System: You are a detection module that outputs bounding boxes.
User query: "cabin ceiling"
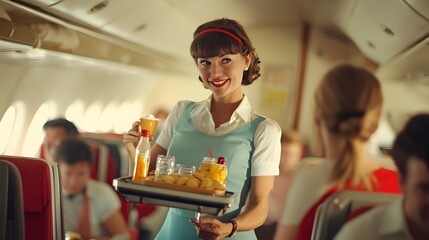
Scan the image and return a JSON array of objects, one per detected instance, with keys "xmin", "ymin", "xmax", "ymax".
[
  {"xmin": 1, "ymin": 0, "xmax": 429, "ymax": 80},
  {"xmin": 4, "ymin": 0, "xmax": 354, "ymax": 62}
]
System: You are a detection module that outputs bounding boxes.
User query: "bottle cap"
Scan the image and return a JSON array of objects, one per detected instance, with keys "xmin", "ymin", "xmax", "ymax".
[
  {"xmin": 141, "ymin": 129, "xmax": 150, "ymax": 137},
  {"xmin": 217, "ymin": 156, "xmax": 226, "ymax": 164}
]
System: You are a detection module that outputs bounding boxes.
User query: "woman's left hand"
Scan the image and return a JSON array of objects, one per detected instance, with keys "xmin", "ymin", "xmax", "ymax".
[{"xmin": 189, "ymin": 218, "xmax": 232, "ymax": 240}]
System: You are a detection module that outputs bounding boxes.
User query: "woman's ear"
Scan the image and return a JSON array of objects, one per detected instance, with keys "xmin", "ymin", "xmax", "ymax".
[{"xmin": 244, "ymin": 54, "xmax": 252, "ymax": 70}]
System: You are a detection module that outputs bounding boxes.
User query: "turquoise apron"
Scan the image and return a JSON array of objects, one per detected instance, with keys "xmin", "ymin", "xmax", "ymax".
[{"xmin": 155, "ymin": 102, "xmax": 264, "ymax": 240}]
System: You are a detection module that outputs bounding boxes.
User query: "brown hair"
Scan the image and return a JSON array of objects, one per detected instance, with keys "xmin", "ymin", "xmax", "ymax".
[
  {"xmin": 315, "ymin": 64, "xmax": 382, "ymax": 188},
  {"xmin": 190, "ymin": 18, "xmax": 261, "ymax": 85},
  {"xmin": 392, "ymin": 114, "xmax": 429, "ymax": 180}
]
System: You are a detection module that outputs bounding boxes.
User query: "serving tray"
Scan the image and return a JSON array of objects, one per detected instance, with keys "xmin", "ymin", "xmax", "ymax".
[
  {"xmin": 113, "ymin": 176, "xmax": 235, "ymax": 216},
  {"xmin": 140, "ymin": 178, "xmax": 226, "ymax": 196}
]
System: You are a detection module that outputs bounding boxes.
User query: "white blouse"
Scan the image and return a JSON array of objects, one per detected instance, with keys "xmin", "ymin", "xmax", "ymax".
[{"xmin": 156, "ymin": 95, "xmax": 282, "ymax": 176}]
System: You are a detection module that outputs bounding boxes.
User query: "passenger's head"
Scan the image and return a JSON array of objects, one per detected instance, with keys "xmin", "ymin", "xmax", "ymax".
[
  {"xmin": 392, "ymin": 114, "xmax": 429, "ymax": 227},
  {"xmin": 190, "ymin": 18, "xmax": 261, "ymax": 85},
  {"xmin": 42, "ymin": 118, "xmax": 79, "ymax": 161},
  {"xmin": 154, "ymin": 108, "xmax": 169, "ymax": 120},
  {"xmin": 280, "ymin": 130, "xmax": 303, "ymax": 174},
  {"xmin": 53, "ymin": 139, "xmax": 92, "ymax": 196},
  {"xmin": 315, "ymin": 64, "xmax": 383, "ymax": 186},
  {"xmin": 315, "ymin": 64, "xmax": 382, "ymax": 140}
]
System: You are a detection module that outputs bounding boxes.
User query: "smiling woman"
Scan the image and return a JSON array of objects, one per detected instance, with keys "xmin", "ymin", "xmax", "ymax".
[
  {"xmin": 1, "ymin": 1, "xmax": 429, "ymax": 239},
  {"xmin": 123, "ymin": 18, "xmax": 282, "ymax": 240}
]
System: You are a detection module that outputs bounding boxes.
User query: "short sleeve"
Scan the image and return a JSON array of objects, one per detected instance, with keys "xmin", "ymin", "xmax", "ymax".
[
  {"xmin": 97, "ymin": 184, "xmax": 121, "ymax": 222},
  {"xmin": 156, "ymin": 101, "xmax": 190, "ymax": 149},
  {"xmin": 251, "ymin": 118, "xmax": 281, "ymax": 176}
]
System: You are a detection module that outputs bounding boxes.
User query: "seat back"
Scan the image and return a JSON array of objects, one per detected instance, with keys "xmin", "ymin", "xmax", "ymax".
[
  {"xmin": 0, "ymin": 155, "xmax": 64, "ymax": 240},
  {"xmin": 311, "ymin": 191, "xmax": 402, "ymax": 240},
  {"xmin": 0, "ymin": 160, "xmax": 25, "ymax": 240}
]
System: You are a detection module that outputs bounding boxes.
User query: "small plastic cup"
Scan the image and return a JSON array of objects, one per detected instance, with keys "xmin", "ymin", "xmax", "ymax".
[{"xmin": 140, "ymin": 114, "xmax": 159, "ymax": 140}]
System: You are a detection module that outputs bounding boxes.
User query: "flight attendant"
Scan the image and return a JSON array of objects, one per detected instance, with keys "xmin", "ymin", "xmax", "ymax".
[{"xmin": 124, "ymin": 18, "xmax": 281, "ymax": 240}]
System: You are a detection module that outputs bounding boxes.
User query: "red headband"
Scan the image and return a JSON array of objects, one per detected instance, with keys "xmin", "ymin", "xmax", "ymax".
[{"xmin": 197, "ymin": 28, "xmax": 244, "ymax": 46}]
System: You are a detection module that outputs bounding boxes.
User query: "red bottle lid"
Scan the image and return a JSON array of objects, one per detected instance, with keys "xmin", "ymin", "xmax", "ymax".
[
  {"xmin": 217, "ymin": 156, "xmax": 226, "ymax": 164},
  {"xmin": 141, "ymin": 129, "xmax": 150, "ymax": 137}
]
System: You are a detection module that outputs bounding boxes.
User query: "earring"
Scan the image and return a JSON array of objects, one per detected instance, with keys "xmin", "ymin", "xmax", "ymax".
[{"xmin": 244, "ymin": 67, "xmax": 249, "ymax": 71}]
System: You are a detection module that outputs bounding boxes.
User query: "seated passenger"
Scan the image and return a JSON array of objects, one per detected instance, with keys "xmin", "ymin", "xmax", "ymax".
[
  {"xmin": 53, "ymin": 139, "xmax": 129, "ymax": 240},
  {"xmin": 274, "ymin": 64, "xmax": 402, "ymax": 240},
  {"xmin": 335, "ymin": 114, "xmax": 429, "ymax": 240},
  {"xmin": 40, "ymin": 117, "xmax": 117, "ymax": 185},
  {"xmin": 41, "ymin": 118, "xmax": 79, "ymax": 161}
]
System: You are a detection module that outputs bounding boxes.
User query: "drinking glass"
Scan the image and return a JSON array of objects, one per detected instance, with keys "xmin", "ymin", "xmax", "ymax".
[
  {"xmin": 174, "ymin": 164, "xmax": 196, "ymax": 175},
  {"xmin": 154, "ymin": 155, "xmax": 175, "ymax": 180}
]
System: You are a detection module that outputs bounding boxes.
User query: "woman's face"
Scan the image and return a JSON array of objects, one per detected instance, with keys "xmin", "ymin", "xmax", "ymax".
[{"xmin": 197, "ymin": 53, "xmax": 250, "ymax": 101}]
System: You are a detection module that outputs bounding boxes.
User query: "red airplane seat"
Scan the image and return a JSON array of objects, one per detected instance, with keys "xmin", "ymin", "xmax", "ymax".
[
  {"xmin": 136, "ymin": 204, "xmax": 157, "ymax": 218},
  {"xmin": 87, "ymin": 142, "xmax": 116, "ymax": 185},
  {"xmin": 0, "ymin": 156, "xmax": 63, "ymax": 240}
]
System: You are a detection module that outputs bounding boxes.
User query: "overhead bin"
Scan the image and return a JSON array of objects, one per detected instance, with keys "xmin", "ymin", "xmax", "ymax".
[
  {"xmin": 404, "ymin": 0, "xmax": 429, "ymax": 20},
  {"xmin": 377, "ymin": 35, "xmax": 429, "ymax": 82},
  {"xmin": 18, "ymin": 0, "xmax": 138, "ymax": 28},
  {"xmin": 0, "ymin": 16, "xmax": 38, "ymax": 52},
  {"xmin": 346, "ymin": 0, "xmax": 429, "ymax": 64},
  {"xmin": 16, "ymin": 0, "xmax": 62, "ymax": 7},
  {"xmin": 0, "ymin": 0, "xmax": 192, "ymax": 74},
  {"xmin": 100, "ymin": 0, "xmax": 193, "ymax": 62}
]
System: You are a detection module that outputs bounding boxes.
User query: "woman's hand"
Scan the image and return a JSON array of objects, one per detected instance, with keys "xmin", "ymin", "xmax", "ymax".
[
  {"xmin": 123, "ymin": 121, "xmax": 140, "ymax": 160},
  {"xmin": 189, "ymin": 218, "xmax": 232, "ymax": 240}
]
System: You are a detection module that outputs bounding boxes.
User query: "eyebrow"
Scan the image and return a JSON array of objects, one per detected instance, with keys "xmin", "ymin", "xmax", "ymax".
[{"xmin": 198, "ymin": 53, "xmax": 230, "ymax": 60}]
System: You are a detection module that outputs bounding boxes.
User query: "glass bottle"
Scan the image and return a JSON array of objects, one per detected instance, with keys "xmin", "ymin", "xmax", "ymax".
[
  {"xmin": 132, "ymin": 129, "xmax": 151, "ymax": 182},
  {"xmin": 198, "ymin": 157, "xmax": 216, "ymax": 178}
]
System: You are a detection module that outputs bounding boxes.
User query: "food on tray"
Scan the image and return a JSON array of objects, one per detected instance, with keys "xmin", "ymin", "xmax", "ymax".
[{"xmin": 143, "ymin": 172, "xmax": 226, "ymax": 191}]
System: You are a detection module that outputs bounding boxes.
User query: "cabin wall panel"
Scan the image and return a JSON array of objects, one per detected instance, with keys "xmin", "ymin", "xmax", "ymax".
[
  {"xmin": 298, "ymin": 28, "xmax": 364, "ymax": 156},
  {"xmin": 383, "ymin": 83, "xmax": 429, "ymax": 132},
  {"xmin": 246, "ymin": 24, "xmax": 301, "ymax": 131},
  {"xmin": 0, "ymin": 64, "xmax": 27, "ymax": 117},
  {"xmin": 145, "ymin": 74, "xmax": 210, "ymax": 115}
]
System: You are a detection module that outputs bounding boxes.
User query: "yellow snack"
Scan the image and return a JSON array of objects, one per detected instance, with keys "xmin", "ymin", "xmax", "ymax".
[
  {"xmin": 145, "ymin": 176, "xmax": 155, "ymax": 181},
  {"xmin": 200, "ymin": 178, "xmax": 214, "ymax": 189},
  {"xmin": 186, "ymin": 178, "xmax": 200, "ymax": 188},
  {"xmin": 193, "ymin": 172, "xmax": 205, "ymax": 181},
  {"xmin": 213, "ymin": 180, "xmax": 226, "ymax": 191},
  {"xmin": 176, "ymin": 176, "xmax": 189, "ymax": 185},
  {"xmin": 162, "ymin": 175, "xmax": 175, "ymax": 184},
  {"xmin": 170, "ymin": 174, "xmax": 182, "ymax": 181}
]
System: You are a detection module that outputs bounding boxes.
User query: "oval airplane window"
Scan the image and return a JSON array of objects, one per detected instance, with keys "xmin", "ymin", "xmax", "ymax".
[
  {"xmin": 0, "ymin": 106, "xmax": 16, "ymax": 154},
  {"xmin": 0, "ymin": 101, "xmax": 26, "ymax": 155},
  {"xmin": 113, "ymin": 100, "xmax": 143, "ymax": 134},
  {"xmin": 21, "ymin": 101, "xmax": 57, "ymax": 157},
  {"xmin": 81, "ymin": 102, "xmax": 102, "ymax": 133},
  {"xmin": 65, "ymin": 99, "xmax": 85, "ymax": 130},
  {"xmin": 98, "ymin": 102, "xmax": 118, "ymax": 132}
]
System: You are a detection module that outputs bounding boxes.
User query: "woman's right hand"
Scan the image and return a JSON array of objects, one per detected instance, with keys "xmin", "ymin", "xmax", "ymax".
[{"xmin": 123, "ymin": 121, "xmax": 140, "ymax": 160}]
